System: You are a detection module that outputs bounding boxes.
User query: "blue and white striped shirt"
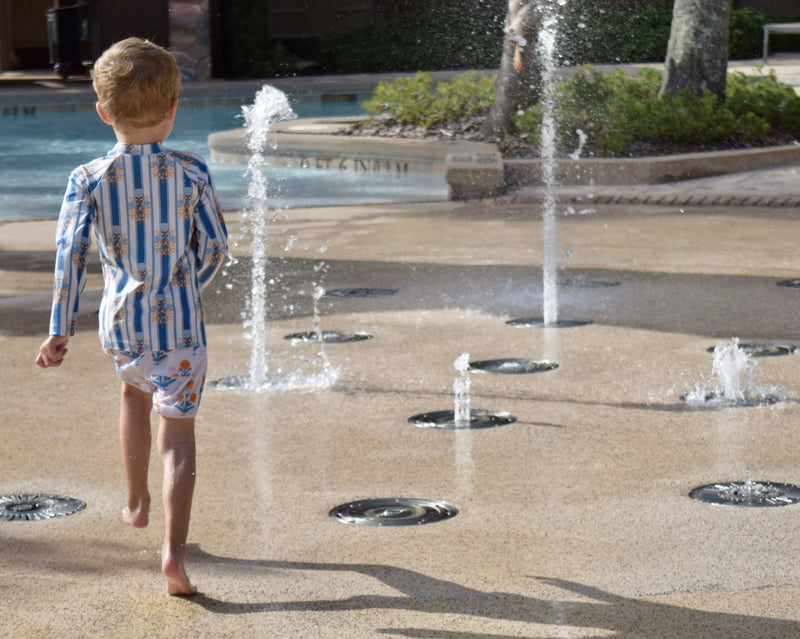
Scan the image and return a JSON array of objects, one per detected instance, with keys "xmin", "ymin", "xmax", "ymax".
[{"xmin": 49, "ymin": 142, "xmax": 228, "ymax": 354}]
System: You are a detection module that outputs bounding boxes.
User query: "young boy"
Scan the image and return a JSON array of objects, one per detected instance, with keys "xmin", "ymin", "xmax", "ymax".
[{"xmin": 36, "ymin": 37, "xmax": 227, "ymax": 597}]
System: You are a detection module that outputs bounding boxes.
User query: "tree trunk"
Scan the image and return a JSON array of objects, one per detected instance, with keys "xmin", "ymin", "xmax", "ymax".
[
  {"xmin": 480, "ymin": 0, "xmax": 549, "ymax": 139},
  {"xmin": 660, "ymin": 0, "xmax": 732, "ymax": 101}
]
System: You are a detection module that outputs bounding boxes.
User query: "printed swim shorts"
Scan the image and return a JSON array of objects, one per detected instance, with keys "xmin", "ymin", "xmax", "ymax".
[{"xmin": 105, "ymin": 346, "xmax": 207, "ymax": 418}]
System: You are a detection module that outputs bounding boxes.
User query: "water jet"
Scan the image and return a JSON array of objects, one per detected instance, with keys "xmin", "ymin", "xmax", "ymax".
[
  {"xmin": 683, "ymin": 338, "xmax": 793, "ymax": 408},
  {"xmin": 408, "ymin": 353, "xmax": 517, "ymax": 429}
]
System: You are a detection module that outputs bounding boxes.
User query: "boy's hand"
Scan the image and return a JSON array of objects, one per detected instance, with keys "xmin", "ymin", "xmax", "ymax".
[{"xmin": 36, "ymin": 335, "xmax": 69, "ymax": 368}]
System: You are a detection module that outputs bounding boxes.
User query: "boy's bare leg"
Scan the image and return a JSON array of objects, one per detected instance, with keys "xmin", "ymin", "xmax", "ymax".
[
  {"xmin": 119, "ymin": 382, "xmax": 152, "ymax": 528},
  {"xmin": 158, "ymin": 415, "xmax": 197, "ymax": 596}
]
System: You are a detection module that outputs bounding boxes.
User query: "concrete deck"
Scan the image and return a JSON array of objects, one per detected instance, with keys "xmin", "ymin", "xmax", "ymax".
[
  {"xmin": 4, "ymin": 193, "xmax": 800, "ymax": 637},
  {"xmin": 2, "ymin": 57, "xmax": 800, "ymax": 639}
]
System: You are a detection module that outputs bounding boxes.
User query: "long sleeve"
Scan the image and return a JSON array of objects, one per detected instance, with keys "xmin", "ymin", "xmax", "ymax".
[
  {"xmin": 49, "ymin": 168, "xmax": 95, "ymax": 336},
  {"xmin": 193, "ymin": 173, "xmax": 227, "ymax": 289}
]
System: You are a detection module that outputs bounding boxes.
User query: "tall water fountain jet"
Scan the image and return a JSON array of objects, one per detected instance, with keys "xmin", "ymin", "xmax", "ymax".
[
  {"xmin": 507, "ymin": 1, "xmax": 587, "ymax": 330},
  {"xmin": 240, "ymin": 86, "xmax": 296, "ymax": 390},
  {"xmin": 214, "ymin": 86, "xmax": 338, "ymax": 391},
  {"xmin": 538, "ymin": 1, "xmax": 562, "ymax": 326}
]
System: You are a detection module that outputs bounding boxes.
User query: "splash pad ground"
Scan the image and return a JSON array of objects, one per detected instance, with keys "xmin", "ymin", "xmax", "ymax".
[{"xmin": 3, "ymin": 192, "xmax": 800, "ymax": 637}]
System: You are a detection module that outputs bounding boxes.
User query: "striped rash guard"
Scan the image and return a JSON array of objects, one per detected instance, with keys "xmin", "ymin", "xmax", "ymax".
[{"xmin": 49, "ymin": 142, "xmax": 228, "ymax": 354}]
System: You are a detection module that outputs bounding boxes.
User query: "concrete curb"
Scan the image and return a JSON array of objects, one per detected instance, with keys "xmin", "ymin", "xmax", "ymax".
[{"xmin": 504, "ymin": 144, "xmax": 800, "ymax": 187}]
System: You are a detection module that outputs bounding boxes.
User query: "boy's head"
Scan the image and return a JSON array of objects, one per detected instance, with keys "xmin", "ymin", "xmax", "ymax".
[{"xmin": 93, "ymin": 38, "xmax": 180, "ymax": 128}]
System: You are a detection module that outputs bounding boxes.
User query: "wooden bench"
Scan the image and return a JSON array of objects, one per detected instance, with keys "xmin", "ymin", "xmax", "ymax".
[{"xmin": 763, "ymin": 22, "xmax": 800, "ymax": 63}]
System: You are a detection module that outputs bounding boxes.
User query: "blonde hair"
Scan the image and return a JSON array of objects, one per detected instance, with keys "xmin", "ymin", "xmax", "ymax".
[{"xmin": 93, "ymin": 38, "xmax": 180, "ymax": 128}]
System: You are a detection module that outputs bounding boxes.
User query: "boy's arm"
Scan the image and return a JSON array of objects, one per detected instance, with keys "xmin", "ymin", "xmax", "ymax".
[
  {"xmin": 48, "ymin": 169, "xmax": 95, "ymax": 339},
  {"xmin": 193, "ymin": 175, "xmax": 228, "ymax": 289}
]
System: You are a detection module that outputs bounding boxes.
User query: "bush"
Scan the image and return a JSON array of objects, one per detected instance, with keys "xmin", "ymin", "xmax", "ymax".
[
  {"xmin": 727, "ymin": 70, "xmax": 800, "ymax": 131},
  {"xmin": 363, "ymin": 71, "xmax": 497, "ymax": 128},
  {"xmin": 224, "ymin": 0, "xmax": 799, "ymax": 78},
  {"xmin": 558, "ymin": 4, "xmax": 672, "ymax": 65},
  {"xmin": 291, "ymin": 4, "xmax": 780, "ymax": 74},
  {"xmin": 513, "ymin": 65, "xmax": 800, "ymax": 157},
  {"xmin": 293, "ymin": 1, "xmax": 505, "ymax": 73},
  {"xmin": 729, "ymin": 8, "xmax": 767, "ymax": 59}
]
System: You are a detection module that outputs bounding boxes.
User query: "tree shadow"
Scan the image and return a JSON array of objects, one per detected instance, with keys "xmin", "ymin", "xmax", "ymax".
[{"xmin": 187, "ymin": 547, "xmax": 800, "ymax": 638}]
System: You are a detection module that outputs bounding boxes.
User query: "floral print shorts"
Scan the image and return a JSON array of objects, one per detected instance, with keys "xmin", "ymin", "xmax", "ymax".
[{"xmin": 105, "ymin": 346, "xmax": 207, "ymax": 418}]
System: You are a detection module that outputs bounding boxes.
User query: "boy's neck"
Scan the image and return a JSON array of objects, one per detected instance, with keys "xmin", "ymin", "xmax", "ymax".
[
  {"xmin": 111, "ymin": 113, "xmax": 175, "ymax": 145},
  {"xmin": 113, "ymin": 125, "xmax": 167, "ymax": 145}
]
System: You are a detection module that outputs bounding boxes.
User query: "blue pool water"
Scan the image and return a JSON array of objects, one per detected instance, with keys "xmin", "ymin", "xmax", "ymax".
[{"xmin": 0, "ymin": 98, "xmax": 446, "ymax": 221}]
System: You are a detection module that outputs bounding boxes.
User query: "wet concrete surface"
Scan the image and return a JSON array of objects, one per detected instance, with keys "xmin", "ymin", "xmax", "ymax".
[{"xmin": 3, "ymin": 200, "xmax": 800, "ymax": 637}]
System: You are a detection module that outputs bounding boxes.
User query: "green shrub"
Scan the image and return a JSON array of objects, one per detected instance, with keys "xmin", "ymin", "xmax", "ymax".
[
  {"xmin": 727, "ymin": 70, "xmax": 800, "ymax": 131},
  {"xmin": 559, "ymin": 6, "xmax": 785, "ymax": 66},
  {"xmin": 226, "ymin": 1, "xmax": 795, "ymax": 78},
  {"xmin": 363, "ymin": 71, "xmax": 496, "ymax": 128},
  {"xmin": 558, "ymin": 4, "xmax": 672, "ymax": 64},
  {"xmin": 513, "ymin": 66, "xmax": 800, "ymax": 157},
  {"xmin": 293, "ymin": 2, "xmax": 505, "ymax": 73},
  {"xmin": 729, "ymin": 8, "xmax": 767, "ymax": 59}
]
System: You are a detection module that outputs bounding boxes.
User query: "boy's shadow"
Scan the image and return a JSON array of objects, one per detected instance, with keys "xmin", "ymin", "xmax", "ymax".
[{"xmin": 187, "ymin": 546, "xmax": 800, "ymax": 638}]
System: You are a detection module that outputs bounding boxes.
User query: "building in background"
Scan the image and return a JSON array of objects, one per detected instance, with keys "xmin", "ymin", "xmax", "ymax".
[
  {"xmin": 0, "ymin": 0, "xmax": 209, "ymax": 79},
  {"xmin": 0, "ymin": 0, "xmax": 797, "ymax": 80}
]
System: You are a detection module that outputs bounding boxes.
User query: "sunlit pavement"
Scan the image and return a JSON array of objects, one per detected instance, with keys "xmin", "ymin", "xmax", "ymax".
[
  {"xmin": 3, "ymin": 194, "xmax": 800, "ymax": 637},
  {"xmin": 2, "ymin": 54, "xmax": 800, "ymax": 638}
]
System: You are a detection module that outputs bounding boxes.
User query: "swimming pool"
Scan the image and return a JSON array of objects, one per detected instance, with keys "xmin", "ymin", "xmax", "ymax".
[{"xmin": 0, "ymin": 97, "xmax": 447, "ymax": 221}]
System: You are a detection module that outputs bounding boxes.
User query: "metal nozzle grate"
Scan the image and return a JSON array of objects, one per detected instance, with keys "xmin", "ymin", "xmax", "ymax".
[
  {"xmin": 0, "ymin": 494, "xmax": 86, "ymax": 521},
  {"xmin": 330, "ymin": 498, "xmax": 458, "ymax": 526}
]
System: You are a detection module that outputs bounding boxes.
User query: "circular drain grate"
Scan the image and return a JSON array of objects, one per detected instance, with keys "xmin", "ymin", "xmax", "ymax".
[
  {"xmin": 705, "ymin": 343, "xmax": 799, "ymax": 358},
  {"xmin": 324, "ymin": 288, "xmax": 398, "ymax": 298},
  {"xmin": 506, "ymin": 317, "xmax": 592, "ymax": 328},
  {"xmin": 560, "ymin": 277, "xmax": 621, "ymax": 288},
  {"xmin": 330, "ymin": 498, "xmax": 458, "ymax": 526},
  {"xmin": 284, "ymin": 330, "xmax": 373, "ymax": 344},
  {"xmin": 408, "ymin": 409, "xmax": 516, "ymax": 429},
  {"xmin": 777, "ymin": 279, "xmax": 800, "ymax": 288},
  {"xmin": 689, "ymin": 482, "xmax": 800, "ymax": 507},
  {"xmin": 681, "ymin": 390, "xmax": 784, "ymax": 407},
  {"xmin": 0, "ymin": 494, "xmax": 86, "ymax": 521},
  {"xmin": 469, "ymin": 358, "xmax": 558, "ymax": 375}
]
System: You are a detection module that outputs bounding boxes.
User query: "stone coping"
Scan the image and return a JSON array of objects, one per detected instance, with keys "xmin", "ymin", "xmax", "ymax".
[
  {"xmin": 208, "ymin": 116, "xmax": 497, "ymax": 173},
  {"xmin": 208, "ymin": 115, "xmax": 800, "ymax": 199}
]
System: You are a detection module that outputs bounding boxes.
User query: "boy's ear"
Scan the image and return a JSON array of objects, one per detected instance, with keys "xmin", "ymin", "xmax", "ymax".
[
  {"xmin": 96, "ymin": 102, "xmax": 113, "ymax": 125},
  {"xmin": 167, "ymin": 97, "xmax": 179, "ymax": 121}
]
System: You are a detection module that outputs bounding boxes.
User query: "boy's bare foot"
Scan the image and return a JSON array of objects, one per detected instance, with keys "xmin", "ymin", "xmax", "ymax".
[
  {"xmin": 122, "ymin": 500, "xmax": 149, "ymax": 528},
  {"xmin": 162, "ymin": 545, "xmax": 197, "ymax": 596}
]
